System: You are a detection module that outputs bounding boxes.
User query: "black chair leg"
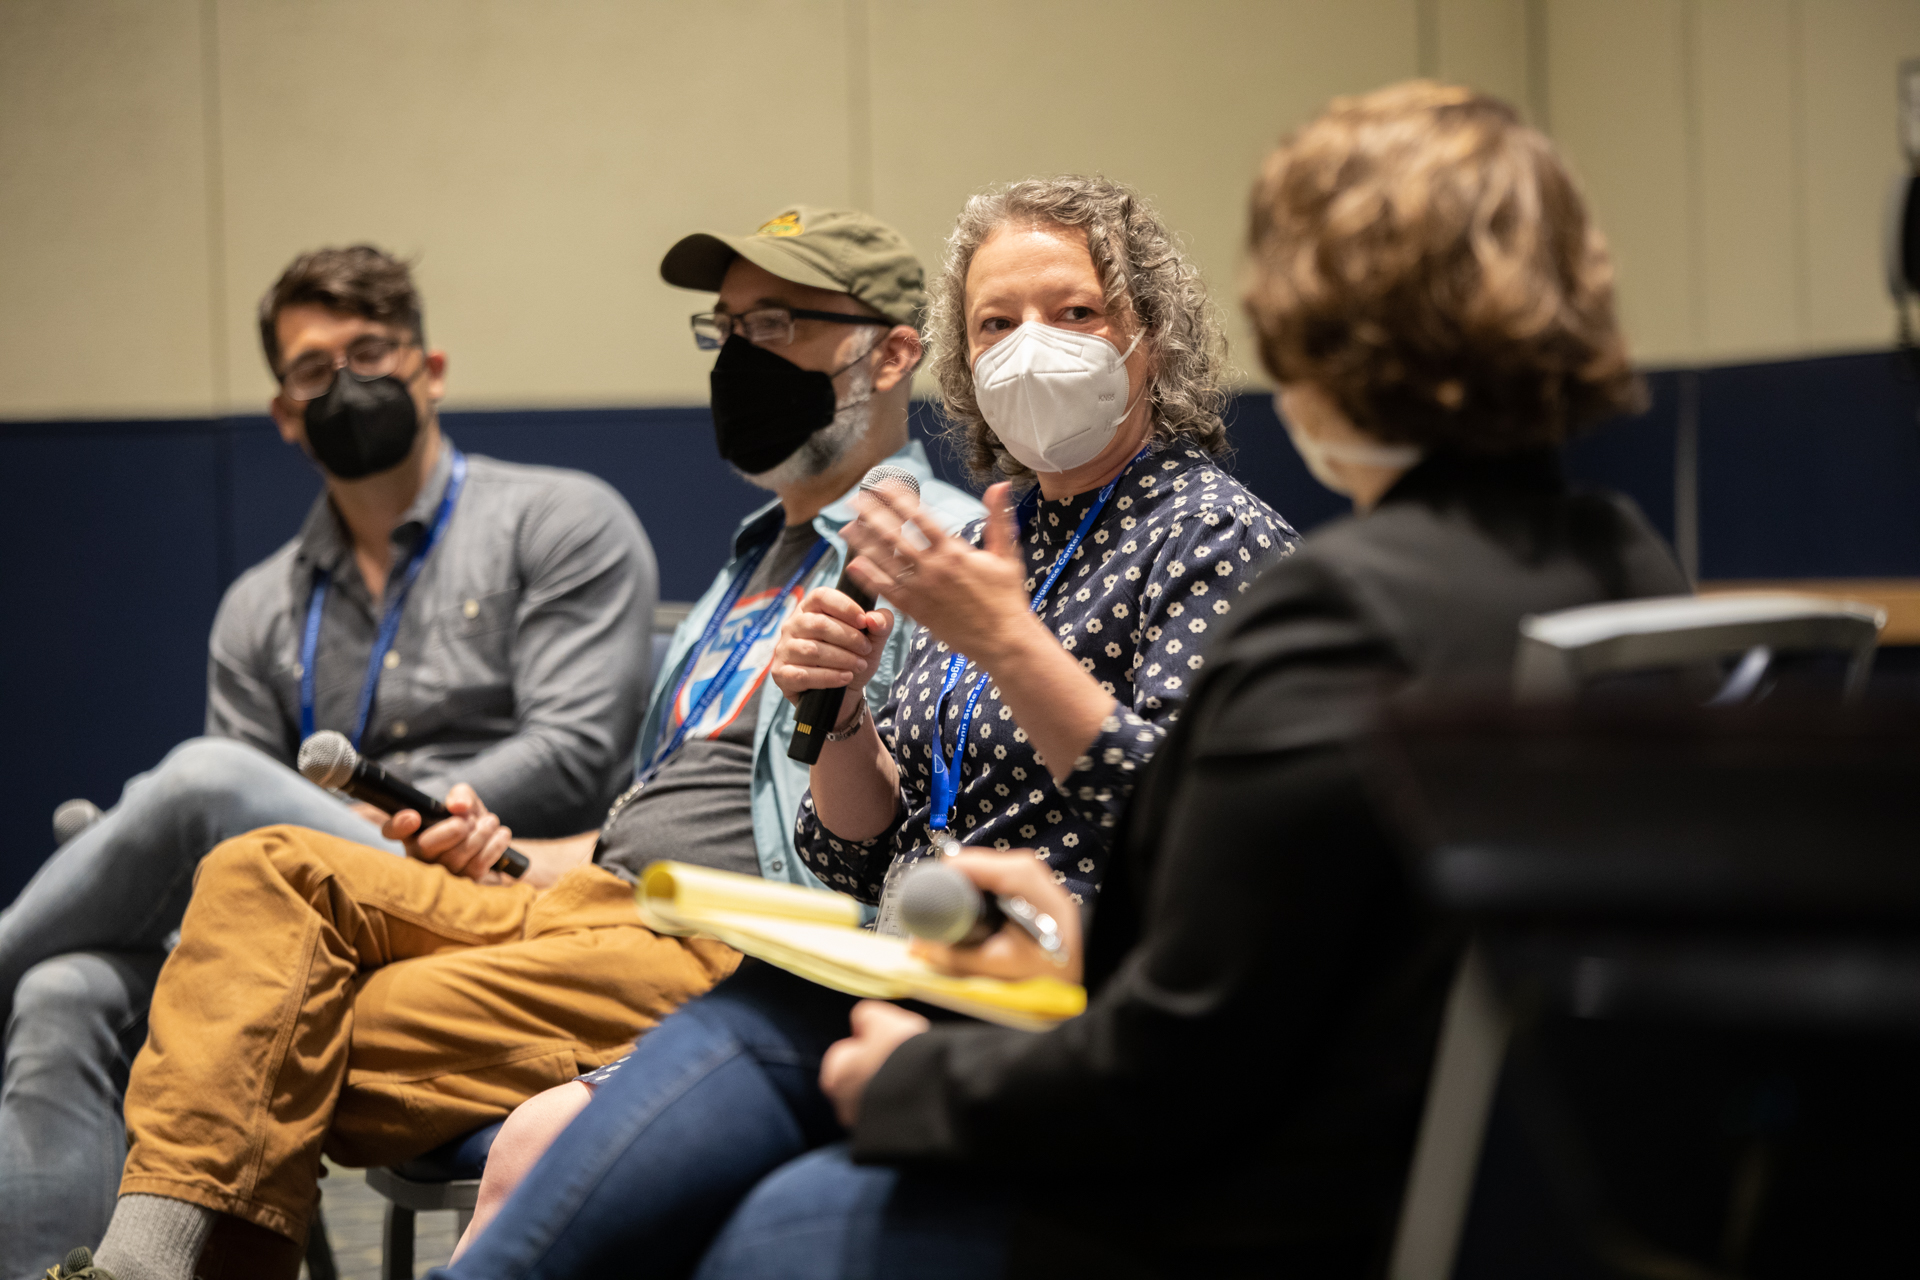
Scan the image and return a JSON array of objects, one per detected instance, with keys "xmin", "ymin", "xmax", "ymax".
[
  {"xmin": 305, "ymin": 1204, "xmax": 340, "ymax": 1280},
  {"xmin": 382, "ymin": 1201, "xmax": 416, "ymax": 1280}
]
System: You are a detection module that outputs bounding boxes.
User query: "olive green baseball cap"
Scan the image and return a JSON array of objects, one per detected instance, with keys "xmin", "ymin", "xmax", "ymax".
[{"xmin": 660, "ymin": 205, "xmax": 926, "ymax": 329}]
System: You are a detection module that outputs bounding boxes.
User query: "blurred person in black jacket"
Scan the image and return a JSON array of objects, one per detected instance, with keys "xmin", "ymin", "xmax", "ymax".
[{"xmin": 793, "ymin": 81, "xmax": 1690, "ymax": 1279}]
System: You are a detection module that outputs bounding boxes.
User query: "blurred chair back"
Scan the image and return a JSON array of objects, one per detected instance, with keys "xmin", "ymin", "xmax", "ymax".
[
  {"xmin": 1393, "ymin": 592, "xmax": 1892, "ymax": 1280},
  {"xmin": 1512, "ymin": 593, "xmax": 1884, "ymax": 704},
  {"xmin": 1390, "ymin": 707, "xmax": 1920, "ymax": 1279}
]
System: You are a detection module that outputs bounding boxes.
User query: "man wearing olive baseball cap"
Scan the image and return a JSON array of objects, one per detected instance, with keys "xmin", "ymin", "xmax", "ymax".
[
  {"xmin": 660, "ymin": 206, "xmax": 942, "ymax": 501},
  {"xmin": 374, "ymin": 211, "xmax": 983, "ymax": 1260},
  {"xmin": 624, "ymin": 202, "xmax": 977, "ymax": 901}
]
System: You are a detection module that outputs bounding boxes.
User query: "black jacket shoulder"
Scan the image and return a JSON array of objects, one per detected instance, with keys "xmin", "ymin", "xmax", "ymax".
[{"xmin": 1190, "ymin": 452, "xmax": 1687, "ymax": 759}]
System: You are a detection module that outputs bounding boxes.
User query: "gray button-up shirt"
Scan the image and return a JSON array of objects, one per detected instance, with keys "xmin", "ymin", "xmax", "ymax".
[{"xmin": 206, "ymin": 438, "xmax": 656, "ymax": 836}]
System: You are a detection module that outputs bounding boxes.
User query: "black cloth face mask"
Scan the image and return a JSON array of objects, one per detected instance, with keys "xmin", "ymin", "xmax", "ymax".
[
  {"xmin": 303, "ymin": 369, "xmax": 422, "ymax": 479},
  {"xmin": 708, "ymin": 333, "xmax": 869, "ymax": 474}
]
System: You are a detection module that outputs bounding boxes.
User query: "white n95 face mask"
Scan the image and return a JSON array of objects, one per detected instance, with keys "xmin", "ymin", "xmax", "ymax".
[
  {"xmin": 972, "ymin": 322, "xmax": 1144, "ymax": 473},
  {"xmin": 1274, "ymin": 392, "xmax": 1424, "ymax": 496}
]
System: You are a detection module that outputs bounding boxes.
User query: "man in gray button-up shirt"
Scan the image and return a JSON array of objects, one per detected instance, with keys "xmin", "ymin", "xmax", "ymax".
[
  {"xmin": 0, "ymin": 245, "xmax": 655, "ymax": 1277},
  {"xmin": 210, "ymin": 434, "xmax": 651, "ymax": 834}
]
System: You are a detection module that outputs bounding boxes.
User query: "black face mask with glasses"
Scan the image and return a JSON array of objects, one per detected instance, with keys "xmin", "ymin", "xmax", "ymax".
[
  {"xmin": 283, "ymin": 334, "xmax": 427, "ymax": 480},
  {"xmin": 692, "ymin": 305, "xmax": 891, "ymax": 474}
]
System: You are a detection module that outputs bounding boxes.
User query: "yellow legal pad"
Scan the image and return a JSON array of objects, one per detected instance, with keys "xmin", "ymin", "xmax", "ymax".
[{"xmin": 635, "ymin": 862, "xmax": 1086, "ymax": 1032}]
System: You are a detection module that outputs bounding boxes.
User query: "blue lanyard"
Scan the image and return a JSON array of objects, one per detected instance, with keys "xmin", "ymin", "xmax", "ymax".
[
  {"xmin": 300, "ymin": 450, "xmax": 467, "ymax": 748},
  {"xmin": 926, "ymin": 448, "xmax": 1147, "ymax": 833},
  {"xmin": 637, "ymin": 532, "xmax": 832, "ymax": 782}
]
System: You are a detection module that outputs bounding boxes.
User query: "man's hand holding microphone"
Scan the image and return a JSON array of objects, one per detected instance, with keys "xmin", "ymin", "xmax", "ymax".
[
  {"xmin": 298, "ymin": 730, "xmax": 531, "ymax": 884},
  {"xmin": 377, "ymin": 782, "xmax": 514, "ymax": 881}
]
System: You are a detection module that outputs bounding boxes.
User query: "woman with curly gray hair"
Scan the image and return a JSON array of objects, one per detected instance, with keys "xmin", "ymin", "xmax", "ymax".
[
  {"xmin": 926, "ymin": 175, "xmax": 1232, "ymax": 485},
  {"xmin": 776, "ymin": 174, "xmax": 1297, "ymax": 911}
]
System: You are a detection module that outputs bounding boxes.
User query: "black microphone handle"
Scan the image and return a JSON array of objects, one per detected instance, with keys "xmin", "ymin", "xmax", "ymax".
[
  {"xmin": 787, "ymin": 575, "xmax": 876, "ymax": 765},
  {"xmin": 953, "ymin": 892, "xmax": 1009, "ymax": 948},
  {"xmin": 345, "ymin": 759, "xmax": 530, "ymax": 879}
]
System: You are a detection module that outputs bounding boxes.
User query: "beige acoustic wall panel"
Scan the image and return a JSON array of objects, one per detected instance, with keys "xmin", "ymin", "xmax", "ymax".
[
  {"xmin": 0, "ymin": 0, "xmax": 218, "ymax": 420},
  {"xmin": 1547, "ymin": 0, "xmax": 1698, "ymax": 366},
  {"xmin": 863, "ymin": 0, "xmax": 1419, "ymax": 393},
  {"xmin": 1694, "ymin": 0, "xmax": 1802, "ymax": 361},
  {"xmin": 1800, "ymin": 0, "xmax": 1920, "ymax": 354},
  {"xmin": 1434, "ymin": 0, "xmax": 1532, "ymax": 113},
  {"xmin": 211, "ymin": 0, "xmax": 853, "ymax": 413}
]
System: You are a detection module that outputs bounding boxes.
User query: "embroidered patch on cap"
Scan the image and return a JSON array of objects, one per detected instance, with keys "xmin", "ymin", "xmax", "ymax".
[{"xmin": 756, "ymin": 211, "xmax": 804, "ymax": 237}]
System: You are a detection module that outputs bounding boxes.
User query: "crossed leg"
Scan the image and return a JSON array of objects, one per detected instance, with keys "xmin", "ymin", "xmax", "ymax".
[{"xmin": 452, "ymin": 1080, "xmax": 596, "ymax": 1260}]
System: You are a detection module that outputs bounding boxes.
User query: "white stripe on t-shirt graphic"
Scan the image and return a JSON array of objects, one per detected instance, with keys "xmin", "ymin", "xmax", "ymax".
[{"xmin": 672, "ymin": 583, "xmax": 805, "ymax": 738}]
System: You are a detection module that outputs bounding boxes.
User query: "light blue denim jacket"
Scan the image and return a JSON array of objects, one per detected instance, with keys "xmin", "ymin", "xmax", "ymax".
[{"xmin": 632, "ymin": 440, "xmax": 982, "ymax": 891}]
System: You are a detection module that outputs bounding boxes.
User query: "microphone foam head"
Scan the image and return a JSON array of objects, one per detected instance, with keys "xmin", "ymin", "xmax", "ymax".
[
  {"xmin": 51, "ymin": 798, "xmax": 103, "ymax": 846},
  {"xmin": 858, "ymin": 464, "xmax": 921, "ymax": 500},
  {"xmin": 896, "ymin": 860, "xmax": 981, "ymax": 945},
  {"xmin": 298, "ymin": 731, "xmax": 359, "ymax": 790}
]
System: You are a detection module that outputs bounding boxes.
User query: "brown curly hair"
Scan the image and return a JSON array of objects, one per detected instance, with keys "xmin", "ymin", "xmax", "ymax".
[
  {"xmin": 1244, "ymin": 81, "xmax": 1644, "ymax": 452},
  {"xmin": 927, "ymin": 176, "xmax": 1230, "ymax": 485},
  {"xmin": 258, "ymin": 245, "xmax": 424, "ymax": 377}
]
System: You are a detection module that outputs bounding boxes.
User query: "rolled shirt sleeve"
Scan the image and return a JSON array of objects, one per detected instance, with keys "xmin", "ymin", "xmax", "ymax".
[{"xmin": 793, "ymin": 674, "xmax": 921, "ymax": 902}]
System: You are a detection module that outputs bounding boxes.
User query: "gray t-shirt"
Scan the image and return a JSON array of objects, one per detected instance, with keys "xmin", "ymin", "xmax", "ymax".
[{"xmin": 595, "ymin": 522, "xmax": 825, "ymax": 881}]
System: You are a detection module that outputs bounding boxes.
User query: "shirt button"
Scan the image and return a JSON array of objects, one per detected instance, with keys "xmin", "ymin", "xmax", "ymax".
[
  {"xmin": 391, "ymin": 721, "xmax": 408, "ymax": 739},
  {"xmin": 463, "ymin": 599, "xmax": 480, "ymax": 619},
  {"xmin": 770, "ymin": 859, "xmax": 784, "ymax": 873},
  {"xmin": 383, "ymin": 651, "xmax": 401, "ymax": 670}
]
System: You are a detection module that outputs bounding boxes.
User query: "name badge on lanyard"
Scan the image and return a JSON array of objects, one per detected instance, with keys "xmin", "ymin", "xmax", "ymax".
[{"xmin": 300, "ymin": 450, "xmax": 467, "ymax": 748}]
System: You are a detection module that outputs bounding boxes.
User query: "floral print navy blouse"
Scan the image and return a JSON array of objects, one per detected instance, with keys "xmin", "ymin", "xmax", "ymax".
[{"xmin": 795, "ymin": 445, "xmax": 1299, "ymax": 907}]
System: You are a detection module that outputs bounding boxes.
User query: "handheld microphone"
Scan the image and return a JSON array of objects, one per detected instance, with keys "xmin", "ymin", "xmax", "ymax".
[
  {"xmin": 297, "ymin": 731, "xmax": 529, "ymax": 879},
  {"xmin": 895, "ymin": 860, "xmax": 1068, "ymax": 966},
  {"xmin": 787, "ymin": 464, "xmax": 922, "ymax": 765},
  {"xmin": 52, "ymin": 798, "xmax": 103, "ymax": 847}
]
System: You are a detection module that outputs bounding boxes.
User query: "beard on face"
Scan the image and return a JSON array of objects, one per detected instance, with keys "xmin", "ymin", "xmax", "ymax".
[{"xmin": 740, "ymin": 359, "xmax": 876, "ymax": 491}]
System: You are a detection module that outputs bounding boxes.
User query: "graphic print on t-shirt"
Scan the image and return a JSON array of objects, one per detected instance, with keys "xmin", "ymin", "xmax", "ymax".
[{"xmin": 672, "ymin": 580, "xmax": 806, "ymax": 739}]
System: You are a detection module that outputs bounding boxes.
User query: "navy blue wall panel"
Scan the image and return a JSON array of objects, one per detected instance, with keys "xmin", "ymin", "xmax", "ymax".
[
  {"xmin": 445, "ymin": 406, "xmax": 758, "ymax": 602},
  {"xmin": 0, "ymin": 425, "xmax": 228, "ymax": 902},
  {"xmin": 2, "ymin": 354, "xmax": 1911, "ymax": 902},
  {"xmin": 1216, "ymin": 395, "xmax": 1355, "ymax": 534},
  {"xmin": 225, "ymin": 422, "xmax": 331, "ymax": 581},
  {"xmin": 1698, "ymin": 351, "xmax": 1920, "ymax": 579},
  {"xmin": 1565, "ymin": 369, "xmax": 1680, "ymax": 546}
]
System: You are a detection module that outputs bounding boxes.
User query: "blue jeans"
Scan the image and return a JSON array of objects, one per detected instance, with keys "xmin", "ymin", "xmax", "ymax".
[
  {"xmin": 0, "ymin": 737, "xmax": 393, "ymax": 1280},
  {"xmin": 427, "ymin": 963, "xmax": 1007, "ymax": 1279},
  {"xmin": 693, "ymin": 1144, "xmax": 1007, "ymax": 1280}
]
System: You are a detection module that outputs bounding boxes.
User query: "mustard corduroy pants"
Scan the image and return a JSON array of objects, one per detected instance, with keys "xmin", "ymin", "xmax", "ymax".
[{"xmin": 119, "ymin": 824, "xmax": 737, "ymax": 1242}]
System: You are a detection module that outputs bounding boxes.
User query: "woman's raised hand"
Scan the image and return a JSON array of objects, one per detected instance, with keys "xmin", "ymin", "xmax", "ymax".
[
  {"xmin": 843, "ymin": 482, "xmax": 1034, "ymax": 667},
  {"xmin": 770, "ymin": 587, "xmax": 895, "ymax": 709}
]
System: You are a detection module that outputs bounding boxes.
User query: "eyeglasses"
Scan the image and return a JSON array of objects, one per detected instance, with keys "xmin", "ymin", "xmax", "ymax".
[
  {"xmin": 690, "ymin": 306, "xmax": 890, "ymax": 351},
  {"xmin": 280, "ymin": 336, "xmax": 416, "ymax": 401}
]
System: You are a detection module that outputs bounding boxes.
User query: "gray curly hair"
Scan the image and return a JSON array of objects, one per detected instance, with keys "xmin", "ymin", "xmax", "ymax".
[{"xmin": 926, "ymin": 175, "xmax": 1231, "ymax": 485}]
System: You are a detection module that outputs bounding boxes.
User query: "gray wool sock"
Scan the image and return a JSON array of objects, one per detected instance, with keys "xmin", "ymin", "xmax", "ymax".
[{"xmin": 92, "ymin": 1194, "xmax": 216, "ymax": 1280}]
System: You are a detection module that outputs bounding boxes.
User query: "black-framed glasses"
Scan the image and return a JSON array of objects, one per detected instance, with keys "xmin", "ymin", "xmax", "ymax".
[
  {"xmin": 690, "ymin": 306, "xmax": 890, "ymax": 351},
  {"xmin": 281, "ymin": 336, "xmax": 417, "ymax": 401}
]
